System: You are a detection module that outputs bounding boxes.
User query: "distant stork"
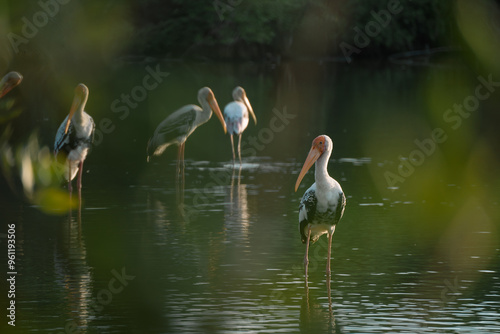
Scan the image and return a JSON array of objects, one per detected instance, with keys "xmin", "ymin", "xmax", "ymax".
[
  {"xmin": 147, "ymin": 87, "xmax": 227, "ymax": 174},
  {"xmin": 223, "ymin": 86, "xmax": 257, "ymax": 165},
  {"xmin": 54, "ymin": 83, "xmax": 95, "ymax": 194},
  {"xmin": 0, "ymin": 71, "xmax": 23, "ymax": 98},
  {"xmin": 295, "ymin": 135, "xmax": 346, "ymax": 281}
]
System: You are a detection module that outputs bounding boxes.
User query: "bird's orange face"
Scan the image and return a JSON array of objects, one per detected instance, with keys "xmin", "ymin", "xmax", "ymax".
[
  {"xmin": 311, "ymin": 135, "xmax": 327, "ymax": 154},
  {"xmin": 294, "ymin": 135, "xmax": 327, "ymax": 192}
]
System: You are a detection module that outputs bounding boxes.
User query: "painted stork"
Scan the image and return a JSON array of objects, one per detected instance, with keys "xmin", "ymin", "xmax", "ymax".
[
  {"xmin": 146, "ymin": 87, "xmax": 227, "ymax": 173},
  {"xmin": 295, "ymin": 135, "xmax": 346, "ymax": 281},
  {"xmin": 223, "ymin": 86, "xmax": 257, "ymax": 165},
  {"xmin": 54, "ymin": 83, "xmax": 95, "ymax": 194},
  {"xmin": 0, "ymin": 71, "xmax": 23, "ymax": 98}
]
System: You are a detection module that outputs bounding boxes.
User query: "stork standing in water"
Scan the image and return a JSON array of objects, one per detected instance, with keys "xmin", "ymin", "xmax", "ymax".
[
  {"xmin": 54, "ymin": 83, "xmax": 95, "ymax": 194},
  {"xmin": 0, "ymin": 72, "xmax": 23, "ymax": 98},
  {"xmin": 223, "ymin": 86, "xmax": 257, "ymax": 165},
  {"xmin": 147, "ymin": 87, "xmax": 227, "ymax": 174},
  {"xmin": 295, "ymin": 135, "xmax": 346, "ymax": 281}
]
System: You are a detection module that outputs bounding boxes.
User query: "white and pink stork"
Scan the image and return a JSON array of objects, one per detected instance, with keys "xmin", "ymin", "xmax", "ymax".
[
  {"xmin": 295, "ymin": 135, "xmax": 346, "ymax": 280},
  {"xmin": 54, "ymin": 83, "xmax": 95, "ymax": 194},
  {"xmin": 223, "ymin": 86, "xmax": 257, "ymax": 165},
  {"xmin": 147, "ymin": 87, "xmax": 227, "ymax": 173}
]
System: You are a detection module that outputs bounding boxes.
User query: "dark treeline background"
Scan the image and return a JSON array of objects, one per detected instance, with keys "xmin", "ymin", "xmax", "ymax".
[
  {"xmin": 128, "ymin": 0, "xmax": 455, "ymax": 60},
  {"xmin": 0, "ymin": 0, "xmax": 466, "ymax": 63}
]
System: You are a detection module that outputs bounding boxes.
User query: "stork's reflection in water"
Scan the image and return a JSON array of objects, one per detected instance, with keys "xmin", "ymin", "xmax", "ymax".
[
  {"xmin": 301, "ymin": 278, "xmax": 341, "ymax": 334},
  {"xmin": 225, "ymin": 165, "xmax": 251, "ymax": 243},
  {"xmin": 53, "ymin": 204, "xmax": 92, "ymax": 331}
]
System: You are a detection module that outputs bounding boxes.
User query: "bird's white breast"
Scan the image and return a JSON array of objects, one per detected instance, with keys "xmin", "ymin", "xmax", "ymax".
[
  {"xmin": 76, "ymin": 111, "xmax": 94, "ymax": 138},
  {"xmin": 224, "ymin": 101, "xmax": 247, "ymax": 118},
  {"xmin": 67, "ymin": 146, "xmax": 89, "ymax": 163},
  {"xmin": 224, "ymin": 101, "xmax": 249, "ymax": 135},
  {"xmin": 315, "ymin": 178, "xmax": 343, "ymax": 213}
]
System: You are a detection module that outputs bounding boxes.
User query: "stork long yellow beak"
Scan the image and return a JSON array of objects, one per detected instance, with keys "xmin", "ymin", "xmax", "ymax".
[
  {"xmin": 64, "ymin": 98, "xmax": 79, "ymax": 134},
  {"xmin": 295, "ymin": 145, "xmax": 322, "ymax": 192},
  {"xmin": 209, "ymin": 97, "xmax": 227, "ymax": 134},
  {"xmin": 244, "ymin": 95, "xmax": 257, "ymax": 125}
]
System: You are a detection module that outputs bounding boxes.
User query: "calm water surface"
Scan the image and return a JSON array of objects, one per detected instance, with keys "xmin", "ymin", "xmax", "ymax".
[{"xmin": 1, "ymin": 60, "xmax": 499, "ymax": 333}]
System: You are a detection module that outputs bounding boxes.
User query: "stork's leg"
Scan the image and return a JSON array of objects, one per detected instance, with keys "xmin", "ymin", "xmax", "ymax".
[
  {"xmin": 68, "ymin": 160, "xmax": 72, "ymax": 193},
  {"xmin": 176, "ymin": 146, "xmax": 185, "ymax": 217},
  {"xmin": 176, "ymin": 144, "xmax": 182, "ymax": 176},
  {"xmin": 326, "ymin": 229, "xmax": 334, "ymax": 275},
  {"xmin": 77, "ymin": 161, "xmax": 83, "ymax": 202},
  {"xmin": 238, "ymin": 133, "xmax": 242, "ymax": 165},
  {"xmin": 304, "ymin": 225, "xmax": 311, "ymax": 282},
  {"xmin": 230, "ymin": 134, "xmax": 235, "ymax": 165},
  {"xmin": 77, "ymin": 161, "xmax": 83, "ymax": 191},
  {"xmin": 180, "ymin": 142, "xmax": 185, "ymax": 187}
]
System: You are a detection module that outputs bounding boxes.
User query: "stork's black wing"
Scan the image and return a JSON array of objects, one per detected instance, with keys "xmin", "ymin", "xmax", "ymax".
[
  {"xmin": 334, "ymin": 192, "xmax": 346, "ymax": 225},
  {"xmin": 147, "ymin": 107, "xmax": 197, "ymax": 157},
  {"xmin": 54, "ymin": 116, "xmax": 95, "ymax": 159},
  {"xmin": 54, "ymin": 116, "xmax": 76, "ymax": 157},
  {"xmin": 298, "ymin": 188, "xmax": 317, "ymax": 244}
]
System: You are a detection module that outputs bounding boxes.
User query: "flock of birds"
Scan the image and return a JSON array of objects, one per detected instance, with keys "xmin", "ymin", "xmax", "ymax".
[{"xmin": 1, "ymin": 71, "xmax": 346, "ymax": 281}]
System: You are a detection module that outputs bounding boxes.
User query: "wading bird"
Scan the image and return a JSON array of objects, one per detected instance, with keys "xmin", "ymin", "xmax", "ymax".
[
  {"xmin": 54, "ymin": 83, "xmax": 95, "ymax": 194},
  {"xmin": 0, "ymin": 71, "xmax": 23, "ymax": 98},
  {"xmin": 295, "ymin": 135, "xmax": 346, "ymax": 281},
  {"xmin": 147, "ymin": 87, "xmax": 227, "ymax": 173},
  {"xmin": 223, "ymin": 86, "xmax": 257, "ymax": 165}
]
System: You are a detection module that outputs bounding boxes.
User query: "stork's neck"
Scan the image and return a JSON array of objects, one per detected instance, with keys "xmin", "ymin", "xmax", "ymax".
[
  {"xmin": 198, "ymin": 98, "xmax": 212, "ymax": 124},
  {"xmin": 73, "ymin": 107, "xmax": 84, "ymax": 124},
  {"xmin": 73, "ymin": 96, "xmax": 88, "ymax": 125},
  {"xmin": 315, "ymin": 148, "xmax": 332, "ymax": 186}
]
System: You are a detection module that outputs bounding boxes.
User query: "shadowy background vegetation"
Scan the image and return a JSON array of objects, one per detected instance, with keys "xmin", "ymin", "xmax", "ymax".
[
  {"xmin": 127, "ymin": 0, "xmax": 455, "ymax": 60},
  {"xmin": 0, "ymin": 0, "xmax": 489, "ymax": 64}
]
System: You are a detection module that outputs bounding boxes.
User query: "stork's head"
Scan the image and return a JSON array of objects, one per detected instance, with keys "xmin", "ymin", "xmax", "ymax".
[
  {"xmin": 0, "ymin": 71, "xmax": 23, "ymax": 98},
  {"xmin": 294, "ymin": 135, "xmax": 333, "ymax": 192},
  {"xmin": 310, "ymin": 135, "xmax": 333, "ymax": 155},
  {"xmin": 232, "ymin": 86, "xmax": 256, "ymax": 125},
  {"xmin": 199, "ymin": 87, "xmax": 227, "ymax": 133}
]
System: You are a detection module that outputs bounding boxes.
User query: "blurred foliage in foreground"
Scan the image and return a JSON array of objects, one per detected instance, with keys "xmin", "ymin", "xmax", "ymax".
[
  {"xmin": 128, "ymin": 0, "xmax": 454, "ymax": 60},
  {"xmin": 0, "ymin": 127, "xmax": 77, "ymax": 214}
]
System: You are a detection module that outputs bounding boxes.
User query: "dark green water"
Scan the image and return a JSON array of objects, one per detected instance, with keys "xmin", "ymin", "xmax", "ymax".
[{"xmin": 1, "ymin": 60, "xmax": 500, "ymax": 333}]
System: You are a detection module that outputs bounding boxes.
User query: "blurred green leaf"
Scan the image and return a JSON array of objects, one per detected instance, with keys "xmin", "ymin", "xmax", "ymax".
[{"xmin": 34, "ymin": 188, "xmax": 78, "ymax": 215}]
